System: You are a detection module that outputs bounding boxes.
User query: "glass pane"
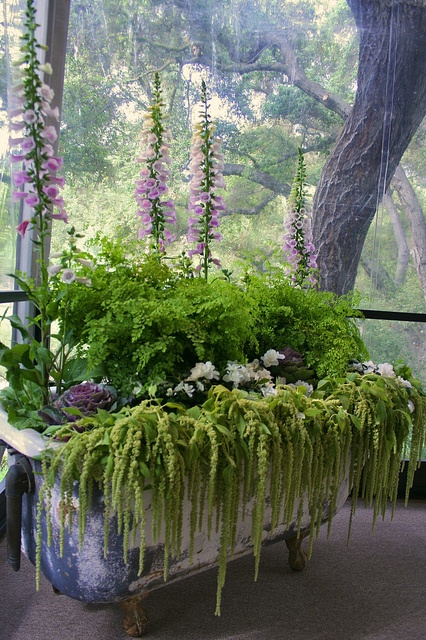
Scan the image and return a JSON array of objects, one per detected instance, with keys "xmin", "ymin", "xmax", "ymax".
[
  {"xmin": 50, "ymin": 0, "xmax": 425, "ymax": 320},
  {"xmin": 0, "ymin": 2, "xmax": 23, "ymax": 299},
  {"xmin": 360, "ymin": 319, "xmax": 426, "ymax": 387}
]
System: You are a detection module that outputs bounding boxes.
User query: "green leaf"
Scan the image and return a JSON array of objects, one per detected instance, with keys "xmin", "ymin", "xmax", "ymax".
[
  {"xmin": 349, "ymin": 414, "xmax": 362, "ymax": 430},
  {"xmin": 222, "ymin": 464, "xmax": 234, "ymax": 486},
  {"xmin": 62, "ymin": 406, "xmax": 83, "ymax": 417},
  {"xmin": 304, "ymin": 407, "xmax": 323, "ymax": 417},
  {"xmin": 375, "ymin": 398, "xmax": 387, "ymax": 423},
  {"xmin": 186, "ymin": 405, "xmax": 202, "ymax": 420},
  {"xmin": 237, "ymin": 413, "xmax": 246, "ymax": 438},
  {"xmin": 6, "ymin": 314, "xmax": 32, "ymax": 339},
  {"xmin": 260, "ymin": 422, "xmax": 271, "ymax": 435},
  {"xmin": 337, "ymin": 394, "xmax": 350, "ymax": 411},
  {"xmin": 215, "ymin": 423, "xmax": 233, "ymax": 438},
  {"xmin": 96, "ymin": 409, "xmax": 115, "ymax": 426},
  {"xmin": 62, "ymin": 357, "xmax": 90, "ymax": 384},
  {"xmin": 34, "ymin": 346, "xmax": 54, "ymax": 366},
  {"xmin": 336, "ymin": 410, "xmax": 347, "ymax": 430},
  {"xmin": 139, "ymin": 461, "xmax": 151, "ymax": 479},
  {"xmin": 189, "ymin": 442, "xmax": 200, "ymax": 465}
]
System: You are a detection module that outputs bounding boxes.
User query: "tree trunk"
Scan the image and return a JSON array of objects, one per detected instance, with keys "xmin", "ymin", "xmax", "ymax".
[
  {"xmin": 312, "ymin": 0, "xmax": 426, "ymax": 295},
  {"xmin": 392, "ymin": 165, "xmax": 426, "ymax": 302},
  {"xmin": 382, "ymin": 192, "xmax": 410, "ymax": 285}
]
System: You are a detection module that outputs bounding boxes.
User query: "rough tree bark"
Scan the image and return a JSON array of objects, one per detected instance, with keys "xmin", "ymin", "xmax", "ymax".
[
  {"xmin": 382, "ymin": 192, "xmax": 410, "ymax": 286},
  {"xmin": 312, "ymin": 0, "xmax": 426, "ymax": 295},
  {"xmin": 392, "ymin": 165, "xmax": 426, "ymax": 301}
]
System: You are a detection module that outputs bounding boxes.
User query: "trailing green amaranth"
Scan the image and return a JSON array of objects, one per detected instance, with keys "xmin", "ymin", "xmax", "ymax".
[{"xmin": 37, "ymin": 373, "xmax": 426, "ymax": 614}]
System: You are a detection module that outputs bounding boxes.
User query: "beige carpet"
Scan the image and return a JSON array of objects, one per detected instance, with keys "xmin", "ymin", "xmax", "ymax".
[{"xmin": 1, "ymin": 499, "xmax": 425, "ymax": 640}]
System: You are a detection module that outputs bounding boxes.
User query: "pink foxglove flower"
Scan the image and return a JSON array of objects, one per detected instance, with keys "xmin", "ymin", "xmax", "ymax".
[
  {"xmin": 282, "ymin": 149, "xmax": 318, "ymax": 288},
  {"xmin": 8, "ymin": 0, "xmax": 66, "ymax": 241},
  {"xmin": 135, "ymin": 72, "xmax": 176, "ymax": 254},
  {"xmin": 187, "ymin": 81, "xmax": 226, "ymax": 279}
]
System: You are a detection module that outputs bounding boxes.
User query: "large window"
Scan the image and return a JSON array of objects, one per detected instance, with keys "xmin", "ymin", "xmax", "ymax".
[{"xmin": 54, "ymin": 0, "xmax": 426, "ymax": 378}]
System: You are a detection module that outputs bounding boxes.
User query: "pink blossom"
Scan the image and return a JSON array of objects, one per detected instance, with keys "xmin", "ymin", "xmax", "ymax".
[
  {"xmin": 42, "ymin": 157, "xmax": 62, "ymax": 171},
  {"xmin": 42, "ymin": 104, "xmax": 60, "ymax": 120},
  {"xmin": 43, "ymin": 184, "xmax": 59, "ymax": 199},
  {"xmin": 46, "ymin": 175, "xmax": 65, "ymax": 187},
  {"xmin": 138, "ymin": 199, "xmax": 152, "ymax": 211},
  {"xmin": 9, "ymin": 121, "xmax": 25, "ymax": 132},
  {"xmin": 22, "ymin": 138, "xmax": 36, "ymax": 152},
  {"xmin": 61, "ymin": 269, "xmax": 76, "ymax": 284},
  {"xmin": 138, "ymin": 226, "xmax": 152, "ymax": 239},
  {"xmin": 9, "ymin": 136, "xmax": 23, "ymax": 147},
  {"xmin": 40, "ymin": 125, "xmax": 57, "ymax": 143},
  {"xmin": 39, "ymin": 84, "xmax": 55, "ymax": 102},
  {"xmin": 42, "ymin": 144, "xmax": 54, "ymax": 157},
  {"xmin": 17, "ymin": 220, "xmax": 30, "ymax": 237},
  {"xmin": 51, "ymin": 210, "xmax": 68, "ymax": 223},
  {"xmin": 10, "ymin": 153, "xmax": 27, "ymax": 163},
  {"xmin": 25, "ymin": 193, "xmax": 40, "ymax": 207},
  {"xmin": 23, "ymin": 109, "xmax": 37, "ymax": 123},
  {"xmin": 13, "ymin": 171, "xmax": 32, "ymax": 186},
  {"xmin": 9, "ymin": 108, "xmax": 24, "ymax": 118},
  {"xmin": 12, "ymin": 190, "xmax": 27, "ymax": 202},
  {"xmin": 164, "ymin": 229, "xmax": 175, "ymax": 243}
]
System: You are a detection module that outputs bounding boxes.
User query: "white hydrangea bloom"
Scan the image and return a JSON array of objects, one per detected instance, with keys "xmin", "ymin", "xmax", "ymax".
[
  {"xmin": 362, "ymin": 360, "xmax": 377, "ymax": 373},
  {"xmin": 246, "ymin": 360, "xmax": 272, "ymax": 382},
  {"xmin": 377, "ymin": 363, "xmax": 395, "ymax": 378},
  {"xmin": 397, "ymin": 376, "xmax": 412, "ymax": 389},
  {"xmin": 261, "ymin": 384, "xmax": 277, "ymax": 397},
  {"xmin": 186, "ymin": 361, "xmax": 220, "ymax": 382},
  {"xmin": 222, "ymin": 362, "xmax": 251, "ymax": 387},
  {"xmin": 174, "ymin": 381, "xmax": 195, "ymax": 397},
  {"xmin": 261, "ymin": 349, "xmax": 285, "ymax": 368},
  {"xmin": 293, "ymin": 380, "xmax": 314, "ymax": 396}
]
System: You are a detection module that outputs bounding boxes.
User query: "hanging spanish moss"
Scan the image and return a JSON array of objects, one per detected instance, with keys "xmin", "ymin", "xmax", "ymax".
[{"xmin": 37, "ymin": 374, "xmax": 426, "ymax": 615}]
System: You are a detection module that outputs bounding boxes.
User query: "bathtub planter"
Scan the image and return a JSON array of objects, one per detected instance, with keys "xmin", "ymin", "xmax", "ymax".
[{"xmin": 2, "ymin": 378, "xmax": 426, "ymax": 637}]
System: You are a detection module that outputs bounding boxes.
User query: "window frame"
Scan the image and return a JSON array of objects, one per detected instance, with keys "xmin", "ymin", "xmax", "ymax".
[{"xmin": 0, "ymin": 0, "xmax": 70, "ymax": 540}]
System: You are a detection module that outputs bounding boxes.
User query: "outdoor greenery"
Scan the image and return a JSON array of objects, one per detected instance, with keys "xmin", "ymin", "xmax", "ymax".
[
  {"xmin": 53, "ymin": 0, "xmax": 425, "ymax": 376},
  {"xmin": 0, "ymin": 0, "xmax": 426, "ymax": 627}
]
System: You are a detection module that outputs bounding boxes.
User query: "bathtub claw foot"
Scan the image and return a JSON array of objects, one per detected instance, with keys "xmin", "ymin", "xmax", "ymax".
[
  {"xmin": 285, "ymin": 533, "xmax": 308, "ymax": 571},
  {"xmin": 120, "ymin": 593, "xmax": 149, "ymax": 637}
]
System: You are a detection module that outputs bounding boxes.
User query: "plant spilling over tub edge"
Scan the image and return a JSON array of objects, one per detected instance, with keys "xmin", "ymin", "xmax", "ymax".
[
  {"xmin": 1, "ymin": 0, "xmax": 426, "ymax": 618},
  {"xmin": 38, "ymin": 369, "xmax": 426, "ymax": 614}
]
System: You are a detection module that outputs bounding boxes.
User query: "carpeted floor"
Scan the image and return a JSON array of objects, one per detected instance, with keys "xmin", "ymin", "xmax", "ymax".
[{"xmin": 1, "ymin": 499, "xmax": 425, "ymax": 640}]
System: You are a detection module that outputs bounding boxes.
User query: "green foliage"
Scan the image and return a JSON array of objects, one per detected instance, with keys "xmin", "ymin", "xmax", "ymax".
[
  {"xmin": 59, "ymin": 236, "xmax": 368, "ymax": 397},
  {"xmin": 244, "ymin": 272, "xmax": 368, "ymax": 378},
  {"xmin": 38, "ymin": 373, "xmax": 426, "ymax": 614},
  {"xmin": 64, "ymin": 250, "xmax": 257, "ymax": 395}
]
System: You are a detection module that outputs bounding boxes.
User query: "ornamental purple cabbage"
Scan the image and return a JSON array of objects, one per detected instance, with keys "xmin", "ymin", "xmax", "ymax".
[{"xmin": 54, "ymin": 382, "xmax": 117, "ymax": 420}]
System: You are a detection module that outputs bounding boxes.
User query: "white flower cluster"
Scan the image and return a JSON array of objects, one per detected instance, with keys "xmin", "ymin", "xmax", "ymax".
[
  {"xmin": 47, "ymin": 251, "xmax": 93, "ymax": 286},
  {"xmin": 351, "ymin": 360, "xmax": 415, "ymax": 413},
  {"xmin": 354, "ymin": 360, "xmax": 412, "ymax": 389},
  {"xmin": 166, "ymin": 350, "xmax": 286, "ymax": 399}
]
